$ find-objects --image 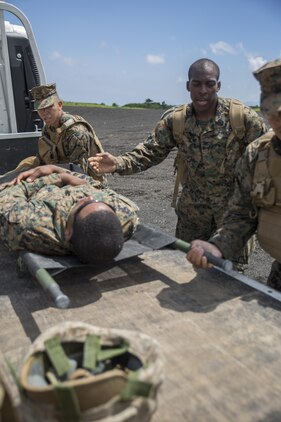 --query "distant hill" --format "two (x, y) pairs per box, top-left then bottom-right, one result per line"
(63, 100), (259, 112)
(63, 100), (174, 110)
